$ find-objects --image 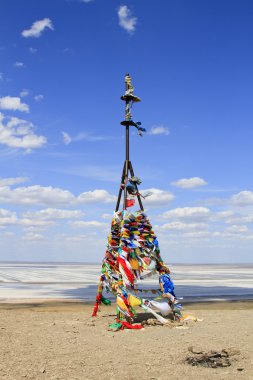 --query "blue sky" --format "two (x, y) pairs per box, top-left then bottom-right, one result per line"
(0, 0), (253, 263)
